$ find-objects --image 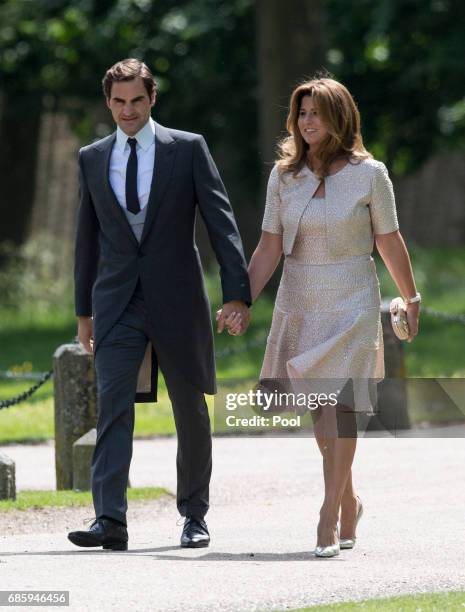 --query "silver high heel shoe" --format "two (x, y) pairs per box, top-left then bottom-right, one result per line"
(314, 525), (340, 558)
(339, 496), (363, 550)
